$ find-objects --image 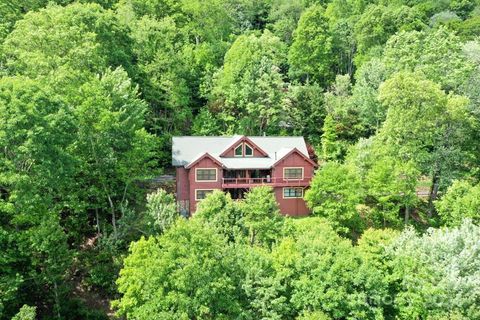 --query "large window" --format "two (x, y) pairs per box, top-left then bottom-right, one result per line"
(283, 187), (303, 198)
(196, 168), (217, 181)
(234, 144), (243, 157)
(195, 189), (214, 200)
(245, 143), (253, 156)
(284, 167), (303, 179)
